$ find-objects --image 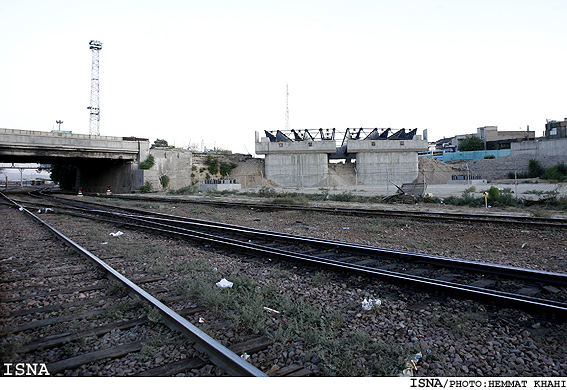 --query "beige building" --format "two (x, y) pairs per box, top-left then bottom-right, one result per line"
(476, 126), (534, 142)
(475, 126), (535, 150)
(545, 119), (567, 139)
